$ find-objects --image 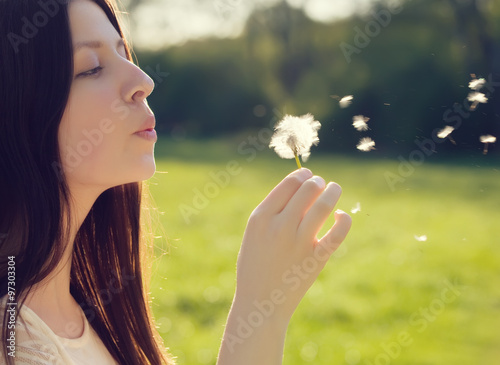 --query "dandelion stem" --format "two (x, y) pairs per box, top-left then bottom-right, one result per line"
(294, 153), (302, 169)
